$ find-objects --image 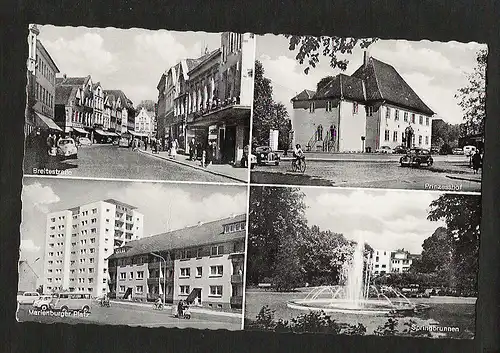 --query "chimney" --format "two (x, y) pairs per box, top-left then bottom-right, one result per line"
(363, 51), (370, 67)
